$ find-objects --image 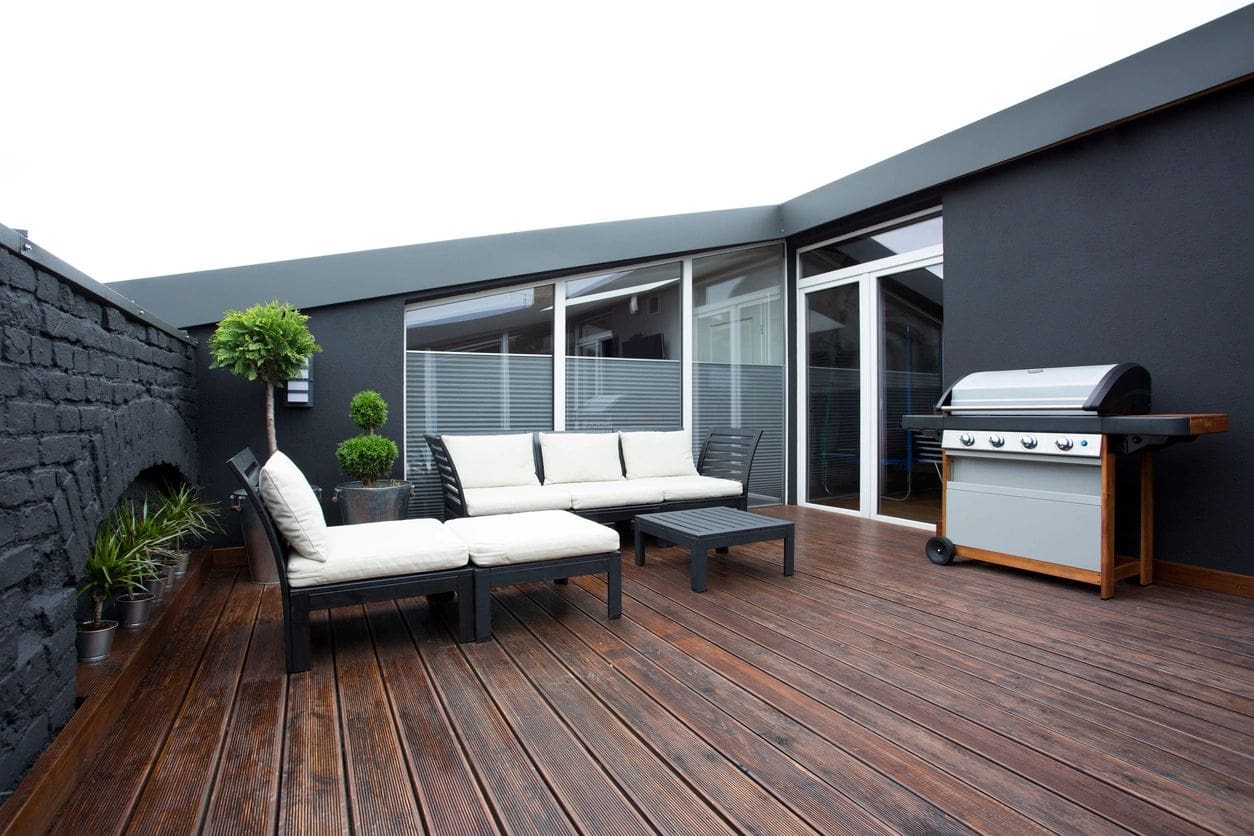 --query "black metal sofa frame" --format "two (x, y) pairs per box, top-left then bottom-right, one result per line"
(228, 448), (474, 672)
(425, 428), (763, 523)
